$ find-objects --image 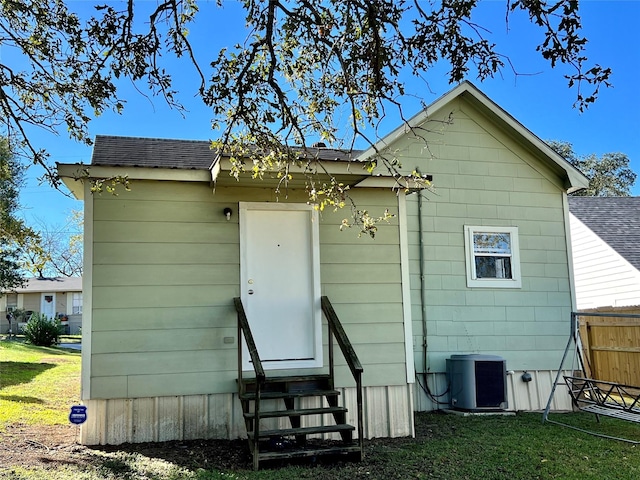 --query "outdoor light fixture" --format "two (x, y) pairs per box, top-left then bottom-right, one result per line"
(223, 207), (232, 221)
